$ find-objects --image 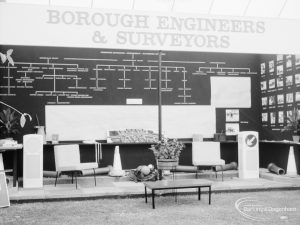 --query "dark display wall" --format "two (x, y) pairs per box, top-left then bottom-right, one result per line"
(0, 45), (260, 140)
(259, 54), (300, 140)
